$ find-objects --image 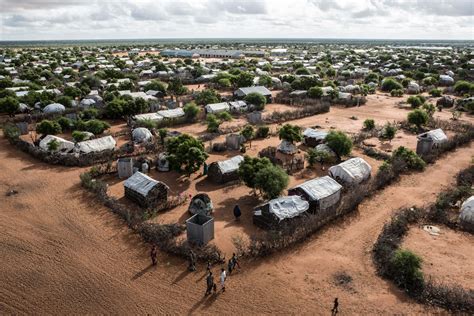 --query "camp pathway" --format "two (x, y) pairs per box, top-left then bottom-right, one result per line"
(0, 133), (472, 314)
